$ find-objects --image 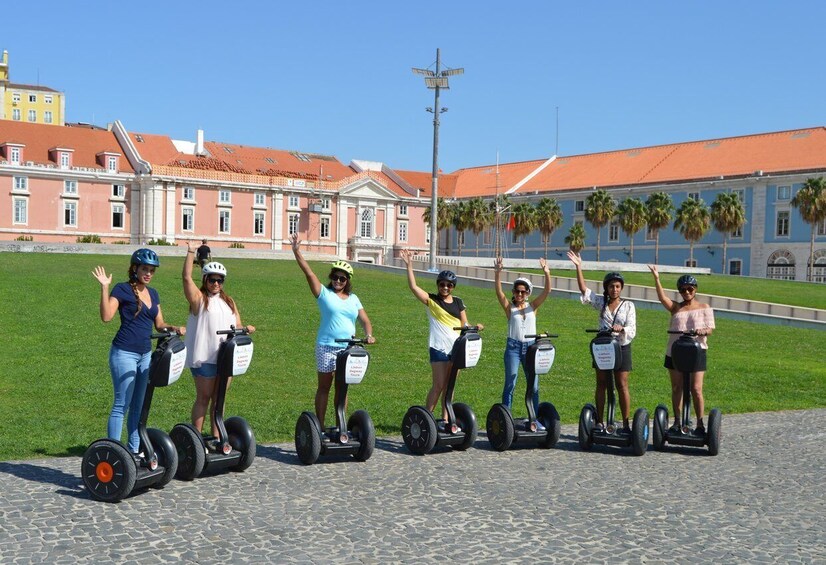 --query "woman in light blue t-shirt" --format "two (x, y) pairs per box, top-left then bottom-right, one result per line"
(290, 234), (375, 428)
